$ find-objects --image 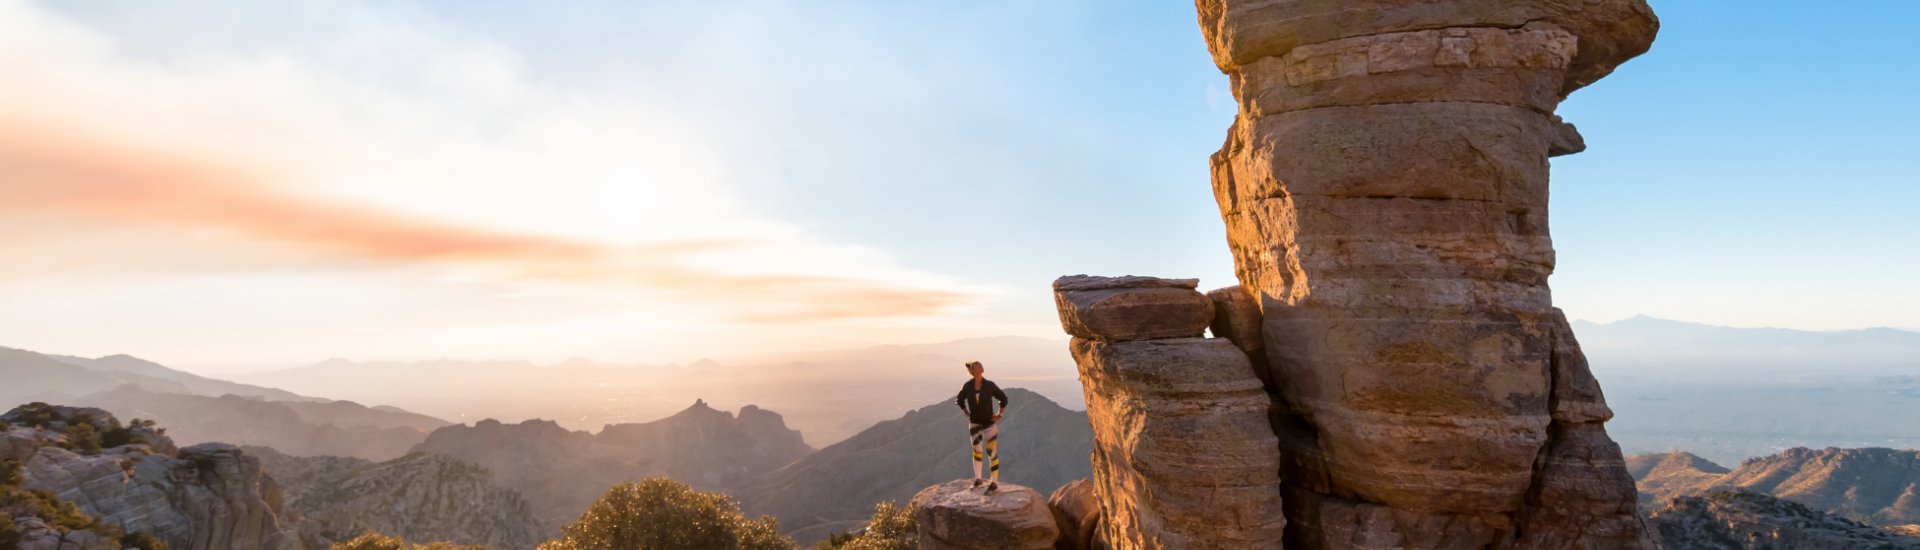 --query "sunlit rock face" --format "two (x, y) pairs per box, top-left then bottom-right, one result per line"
(1189, 0), (1660, 547)
(1054, 275), (1286, 549)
